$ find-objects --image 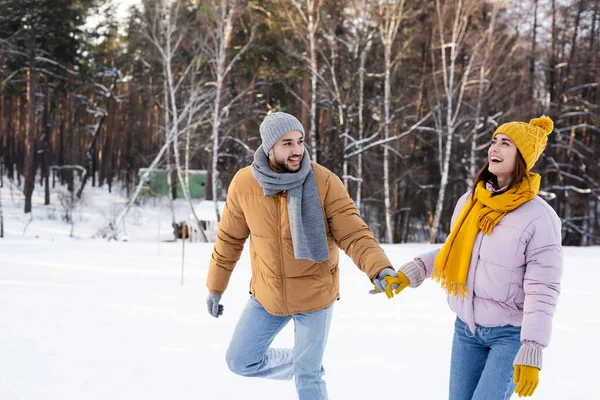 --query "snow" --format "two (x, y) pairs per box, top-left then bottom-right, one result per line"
(191, 200), (225, 222)
(0, 183), (597, 399)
